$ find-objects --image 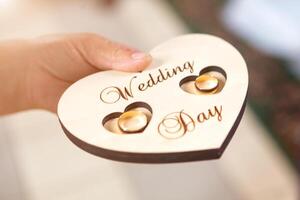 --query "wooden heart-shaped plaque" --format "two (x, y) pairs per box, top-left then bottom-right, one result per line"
(58, 34), (248, 163)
